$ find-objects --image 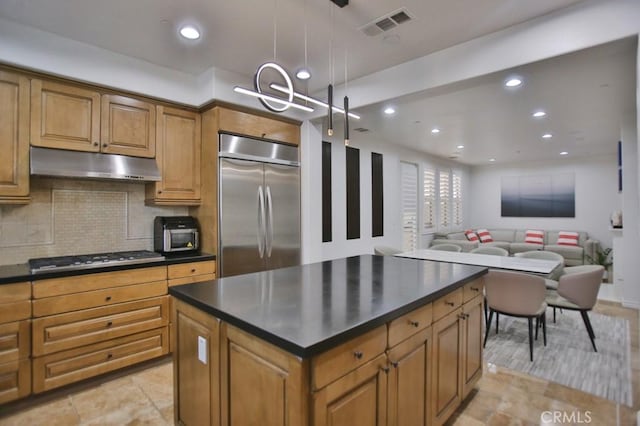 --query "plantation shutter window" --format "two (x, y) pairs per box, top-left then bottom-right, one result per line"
(453, 173), (462, 226)
(401, 162), (418, 251)
(439, 171), (450, 227)
(423, 168), (435, 231)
